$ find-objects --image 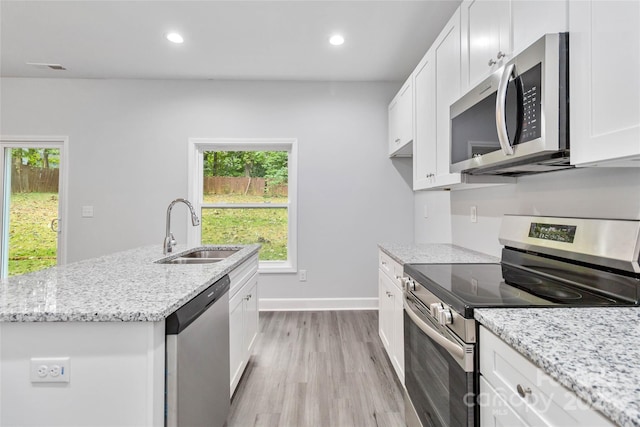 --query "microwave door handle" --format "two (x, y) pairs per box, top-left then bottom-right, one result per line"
(404, 296), (464, 360)
(496, 63), (515, 155)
